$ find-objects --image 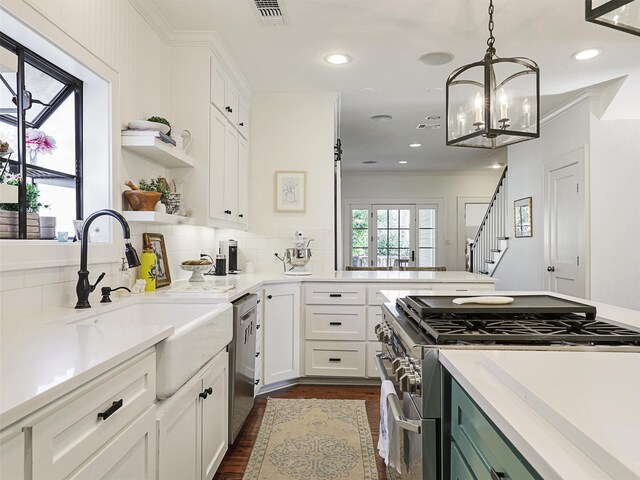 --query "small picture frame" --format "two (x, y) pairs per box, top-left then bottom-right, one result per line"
(275, 171), (306, 212)
(143, 232), (171, 287)
(514, 197), (533, 238)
